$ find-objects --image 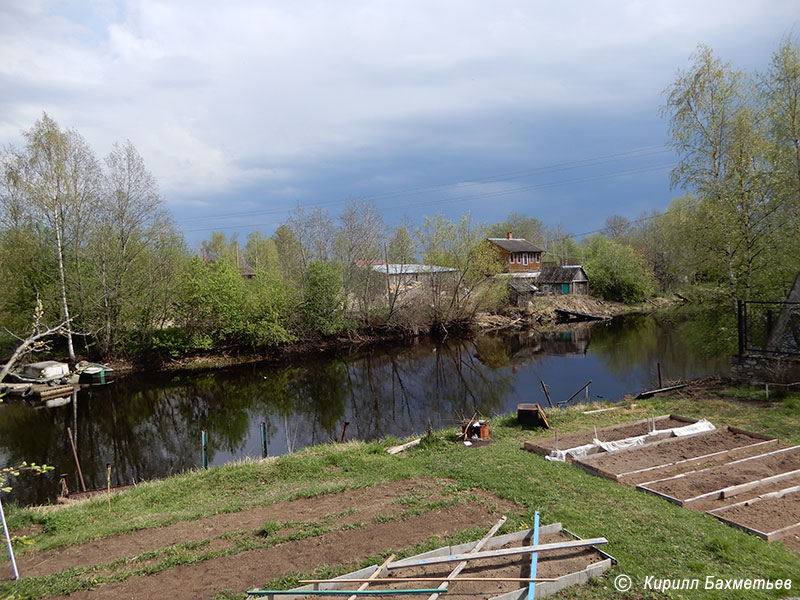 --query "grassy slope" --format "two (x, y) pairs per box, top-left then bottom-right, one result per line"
(3, 385), (800, 599)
